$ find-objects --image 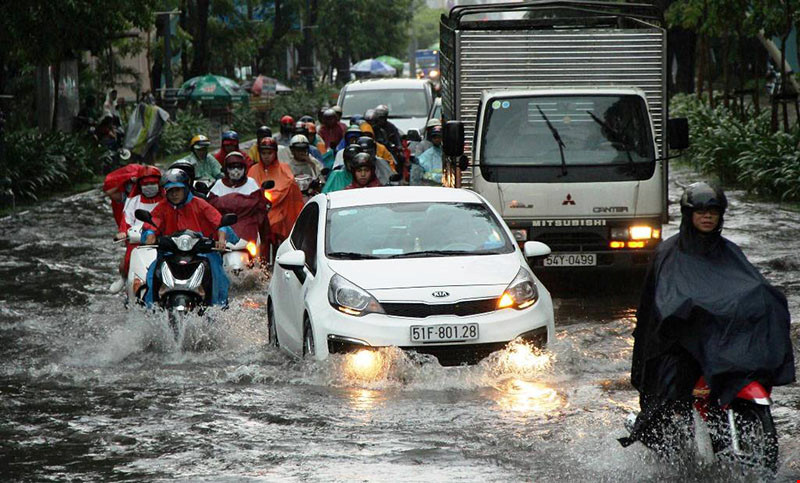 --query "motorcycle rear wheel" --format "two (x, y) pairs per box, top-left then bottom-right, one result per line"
(715, 401), (778, 474)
